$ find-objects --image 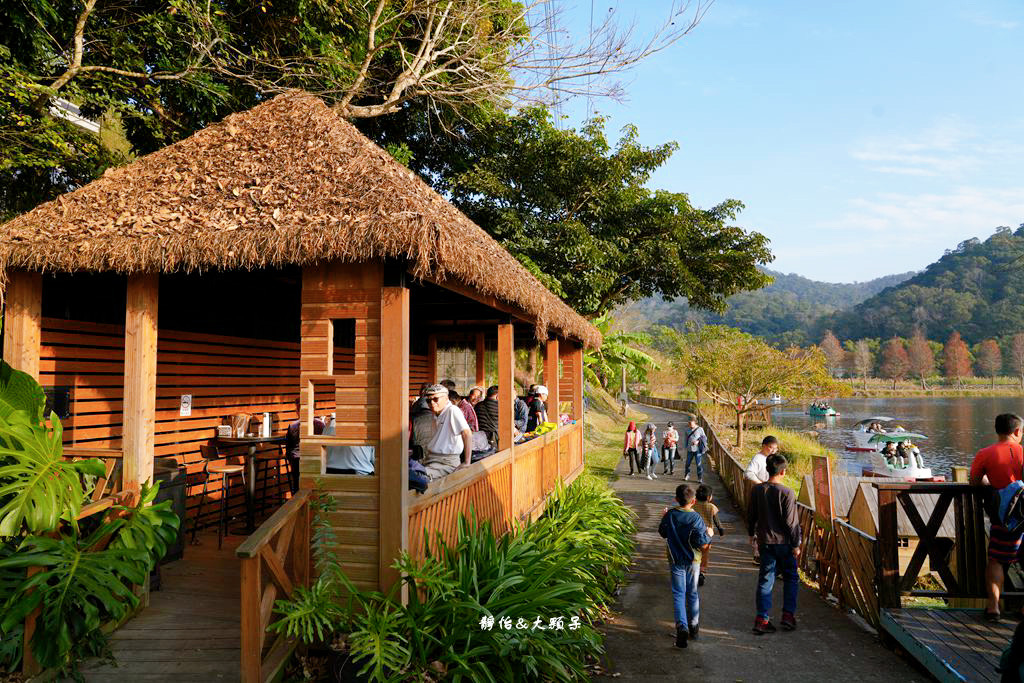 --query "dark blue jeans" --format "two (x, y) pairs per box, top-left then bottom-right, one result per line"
(684, 450), (703, 480)
(670, 562), (700, 630)
(756, 543), (799, 619)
